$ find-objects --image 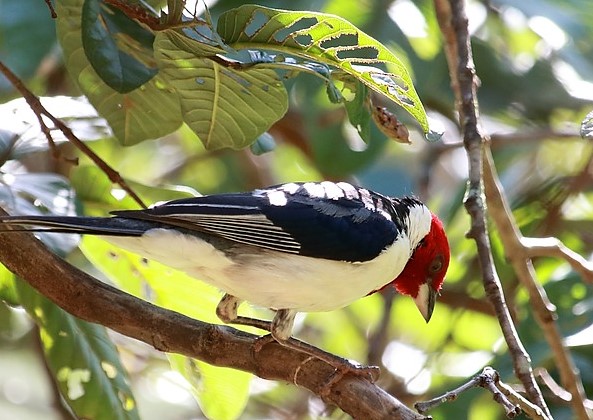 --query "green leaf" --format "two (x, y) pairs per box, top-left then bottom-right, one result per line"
(15, 279), (139, 420)
(0, 265), (19, 306)
(154, 29), (288, 150)
(81, 0), (158, 93)
(56, 0), (182, 145)
(69, 165), (139, 212)
(217, 5), (430, 134)
(69, 165), (199, 214)
(342, 80), (372, 142)
(168, 354), (251, 420)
